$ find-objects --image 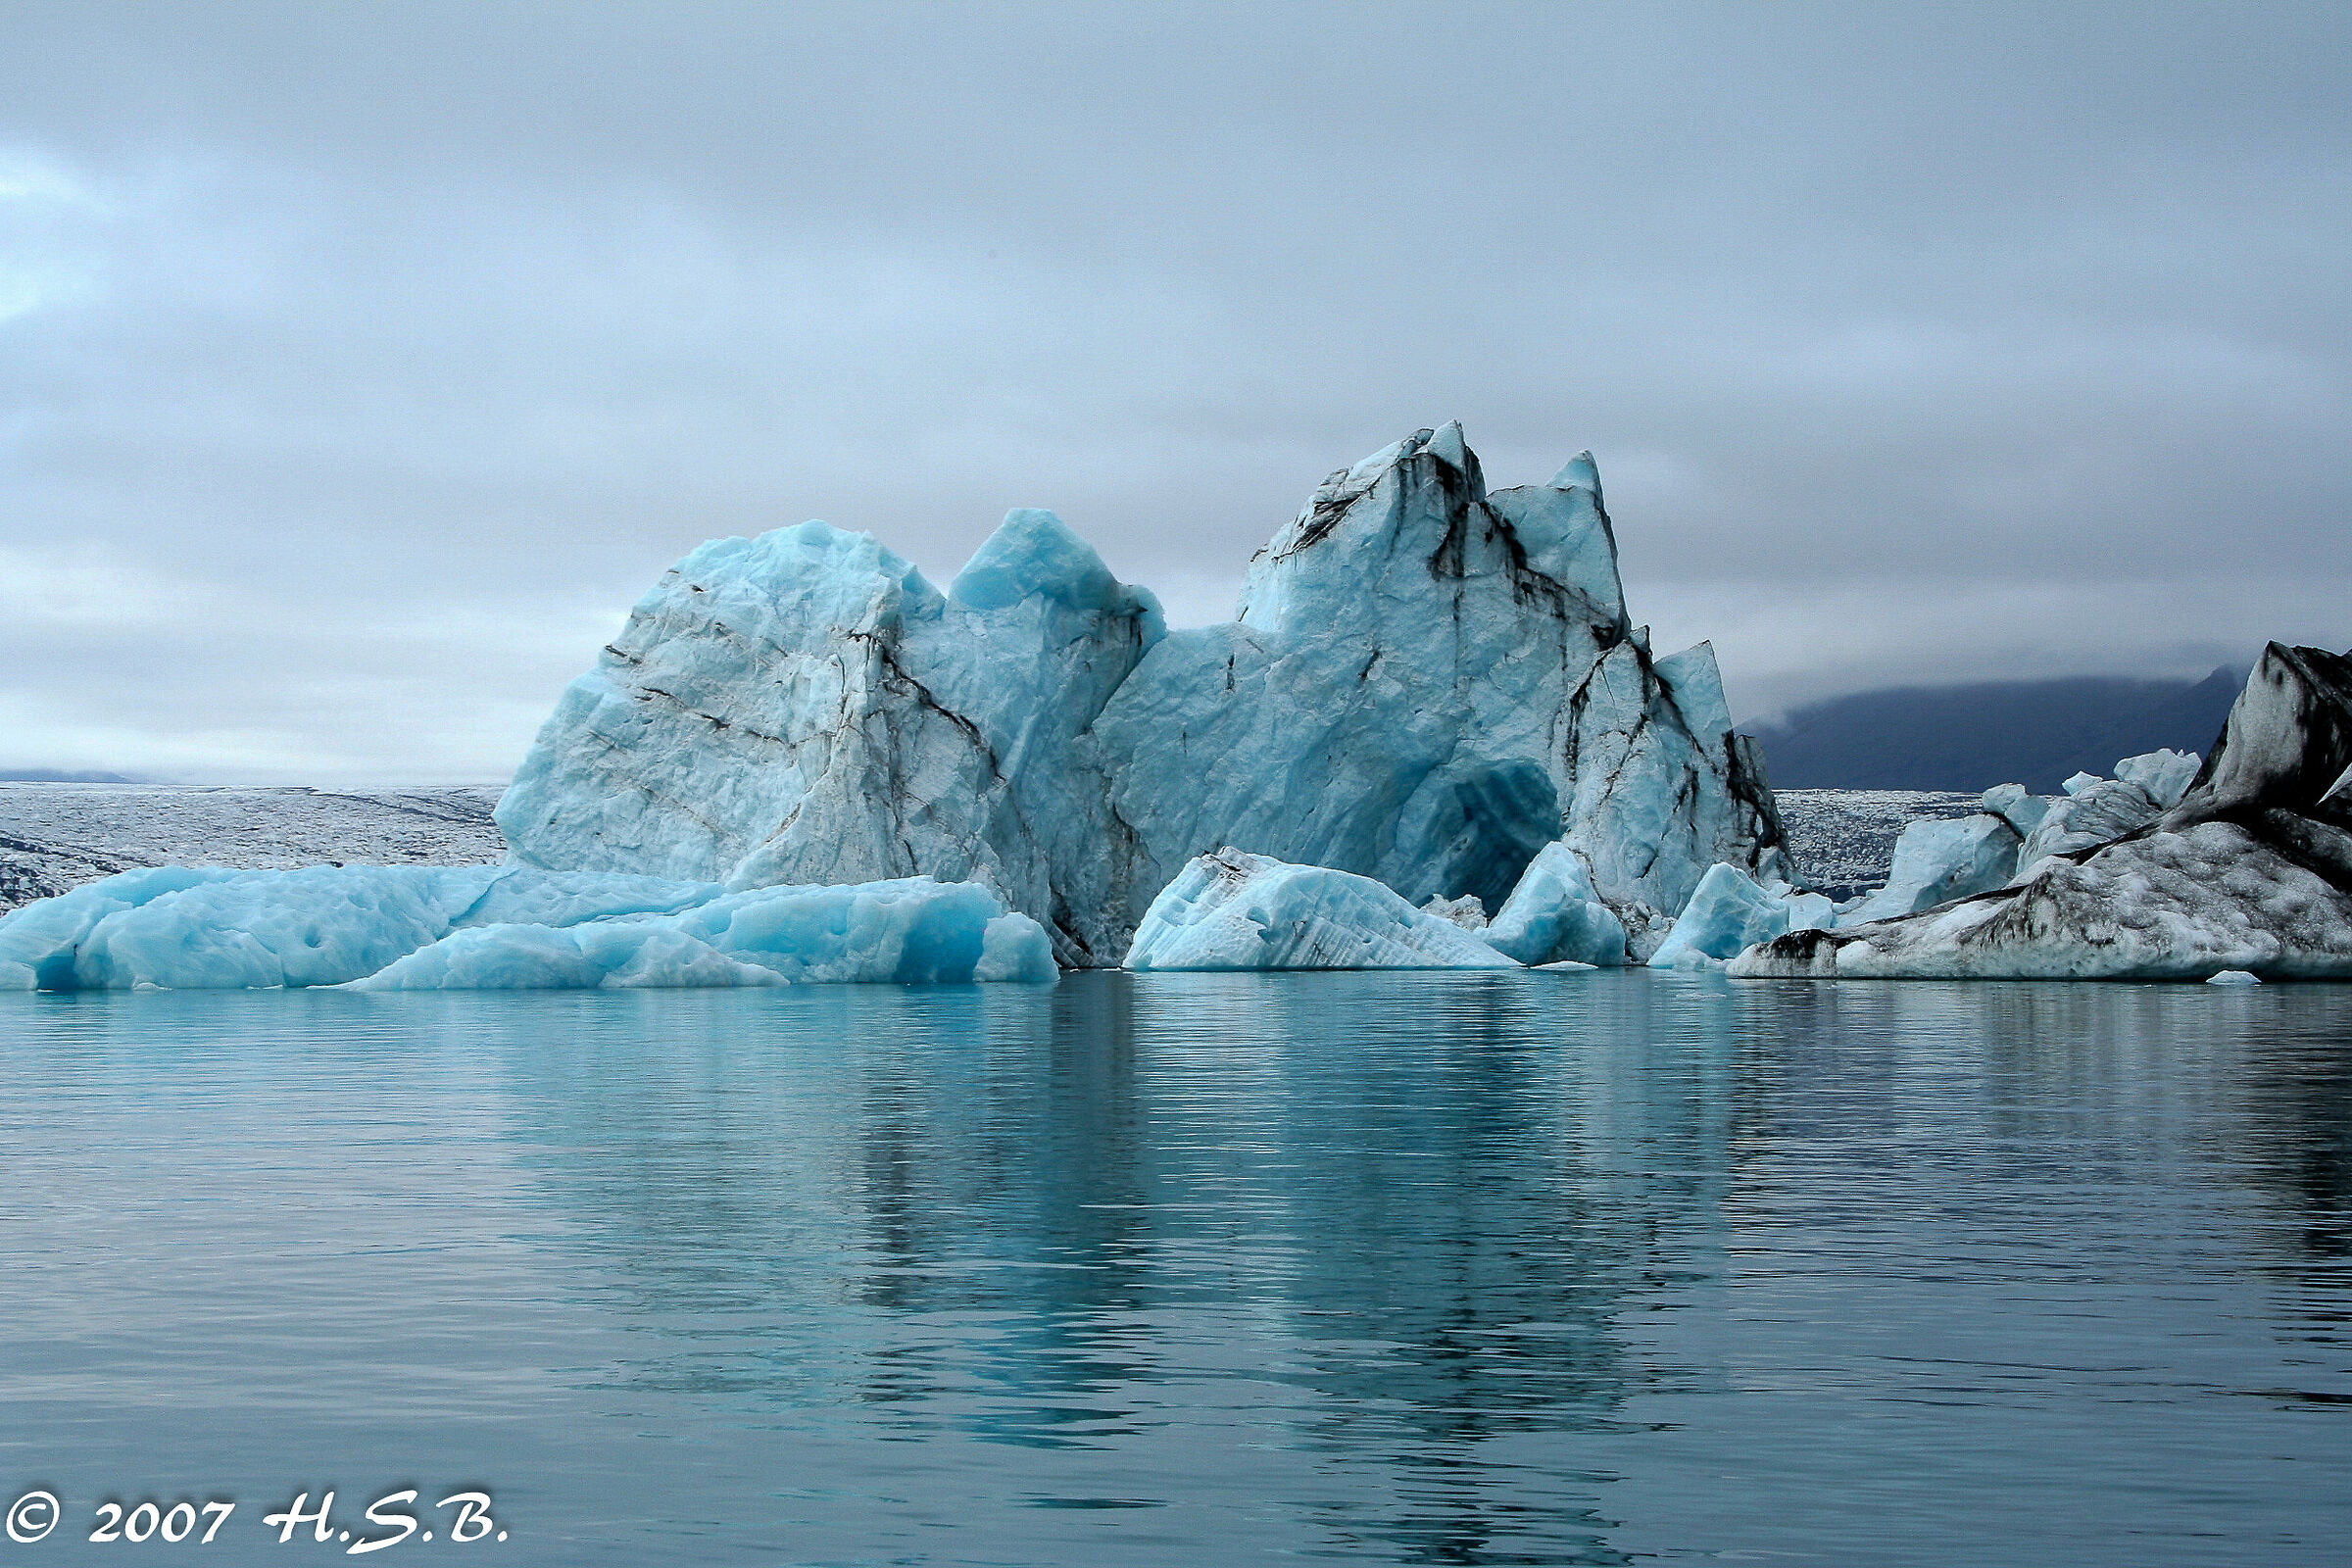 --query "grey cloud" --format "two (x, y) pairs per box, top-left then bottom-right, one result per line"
(1, 1), (2346, 780)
